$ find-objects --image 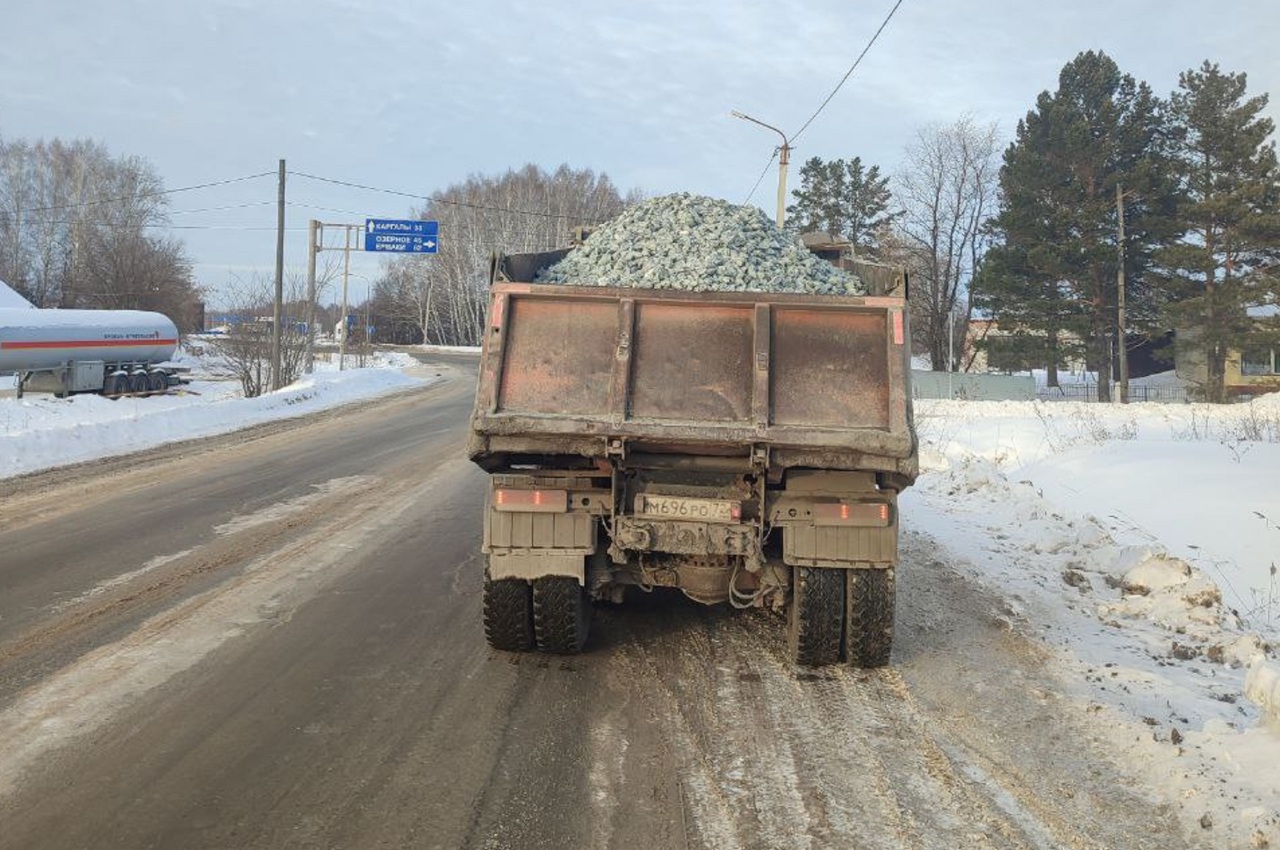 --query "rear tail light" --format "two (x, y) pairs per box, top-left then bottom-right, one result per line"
(492, 488), (569, 513)
(813, 502), (892, 527)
